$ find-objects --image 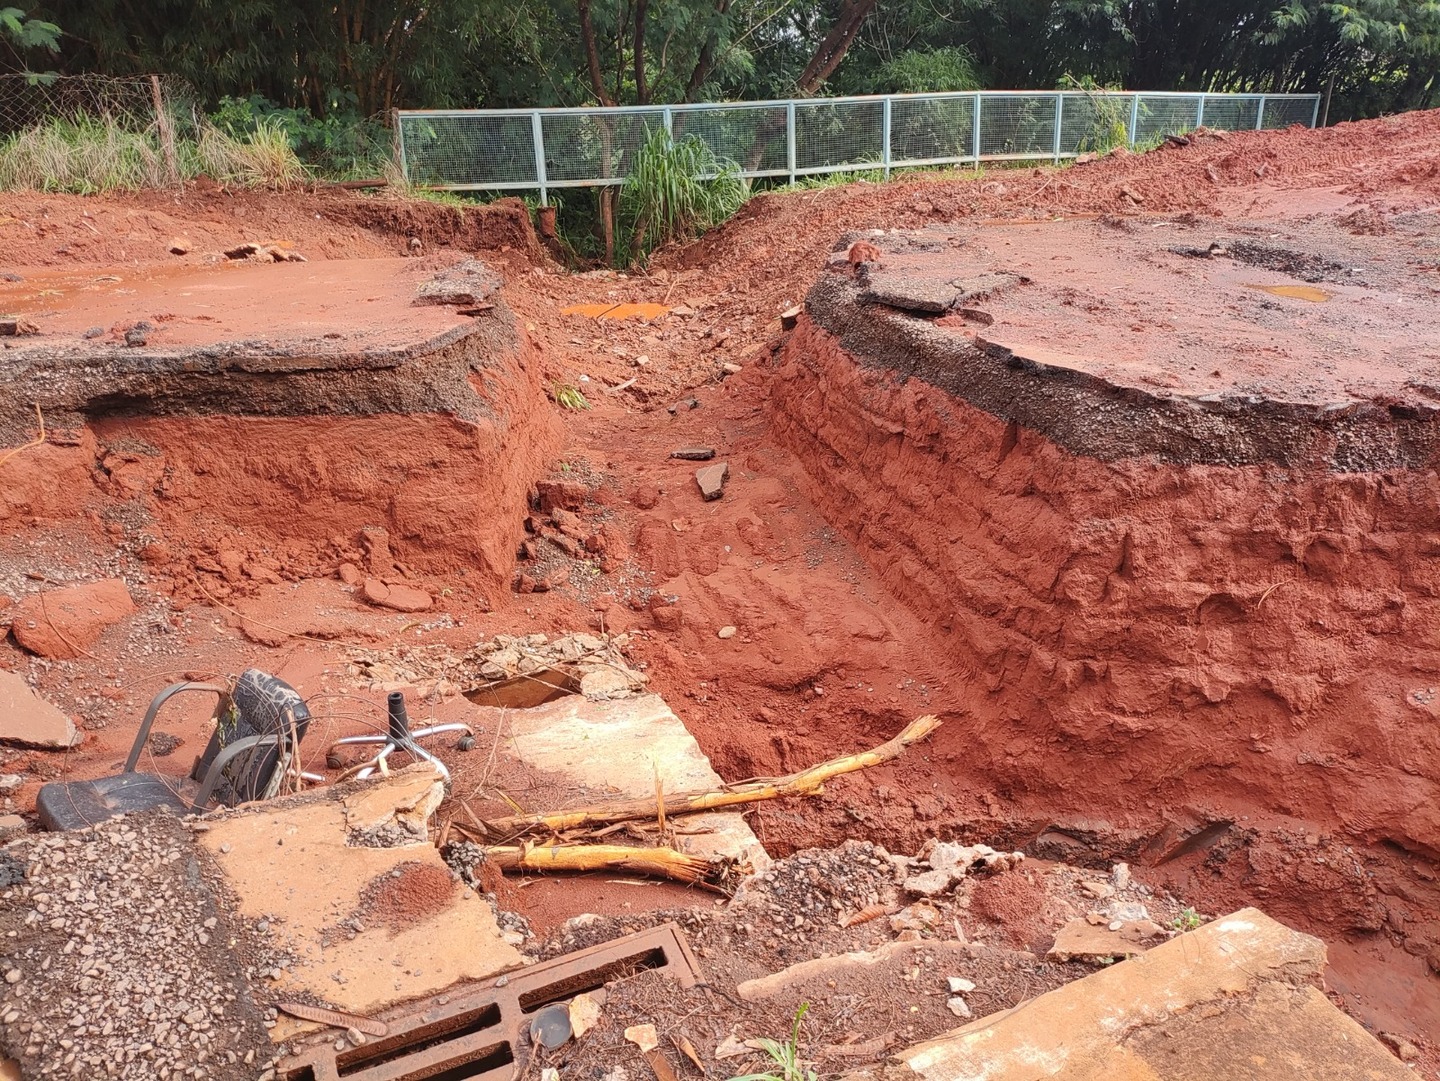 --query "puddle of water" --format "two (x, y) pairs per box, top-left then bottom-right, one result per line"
(563, 301), (670, 321)
(1246, 283), (1333, 302)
